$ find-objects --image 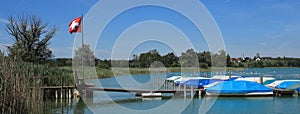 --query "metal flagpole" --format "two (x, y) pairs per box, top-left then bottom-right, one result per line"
(81, 14), (85, 81)
(81, 14), (84, 48)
